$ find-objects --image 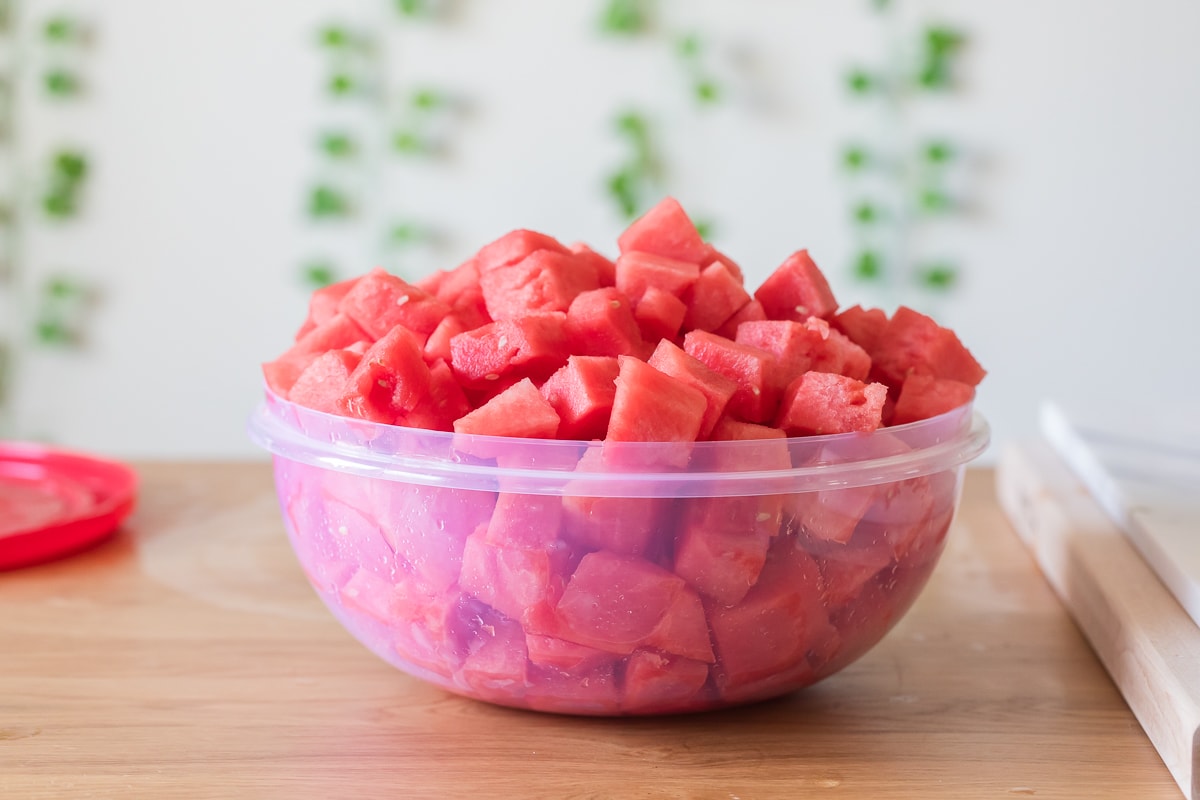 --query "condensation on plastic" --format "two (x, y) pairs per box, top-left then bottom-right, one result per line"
(247, 390), (990, 498)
